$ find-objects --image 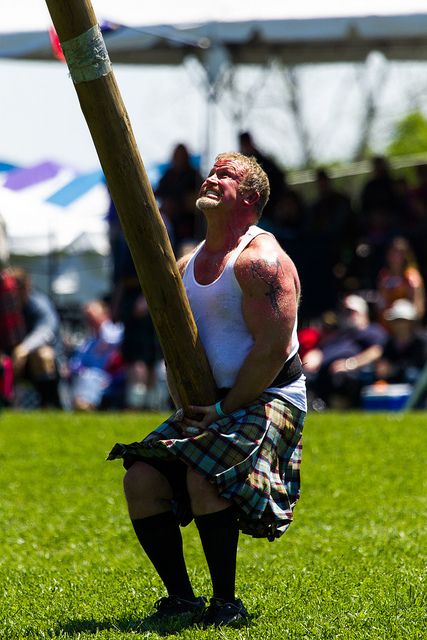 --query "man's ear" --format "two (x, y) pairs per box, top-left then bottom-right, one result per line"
(243, 191), (260, 206)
